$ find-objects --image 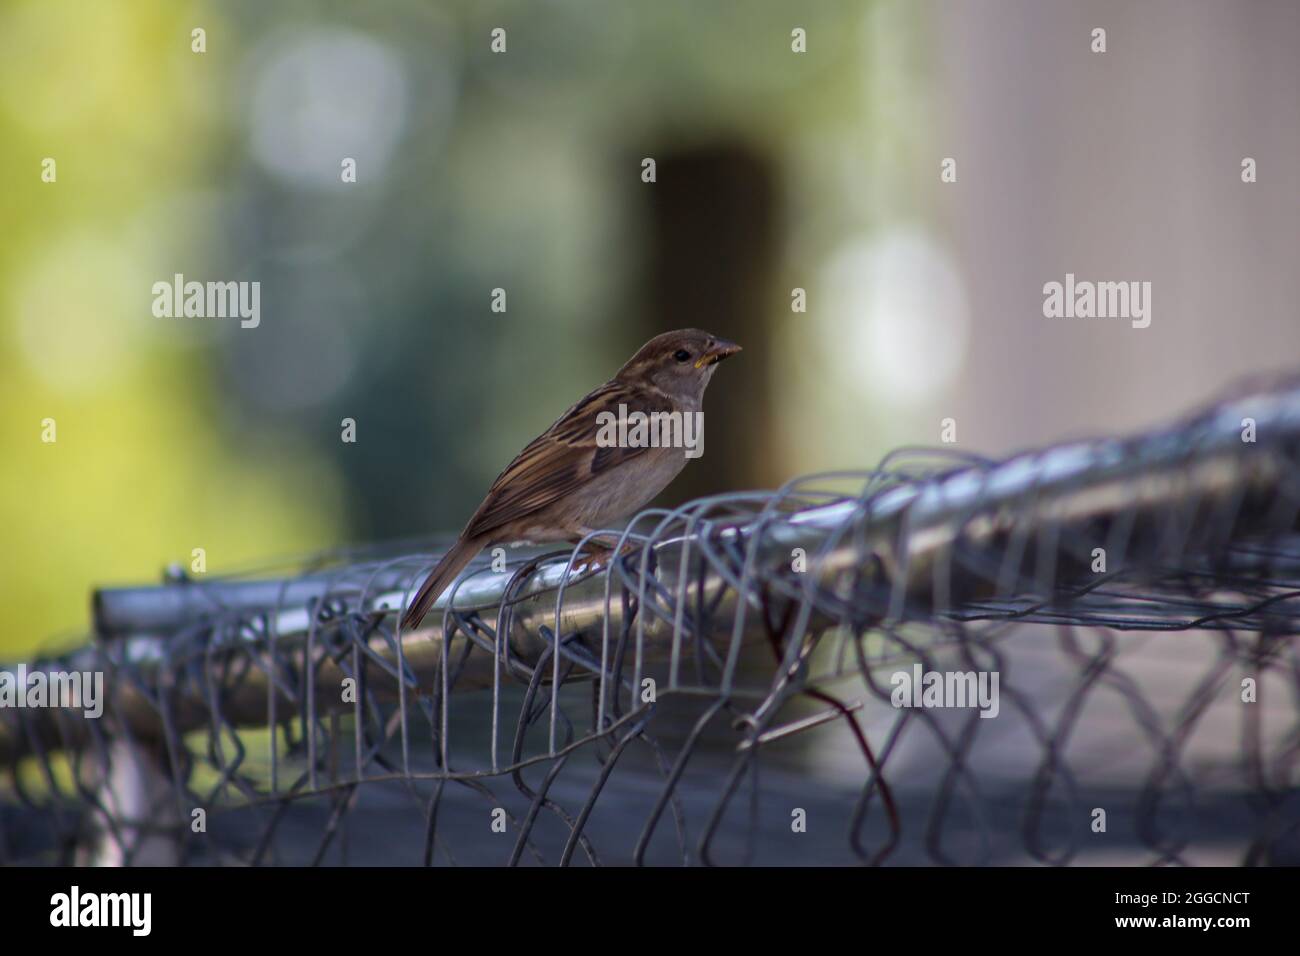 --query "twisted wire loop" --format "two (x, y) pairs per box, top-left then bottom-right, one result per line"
(4, 375), (1300, 865)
